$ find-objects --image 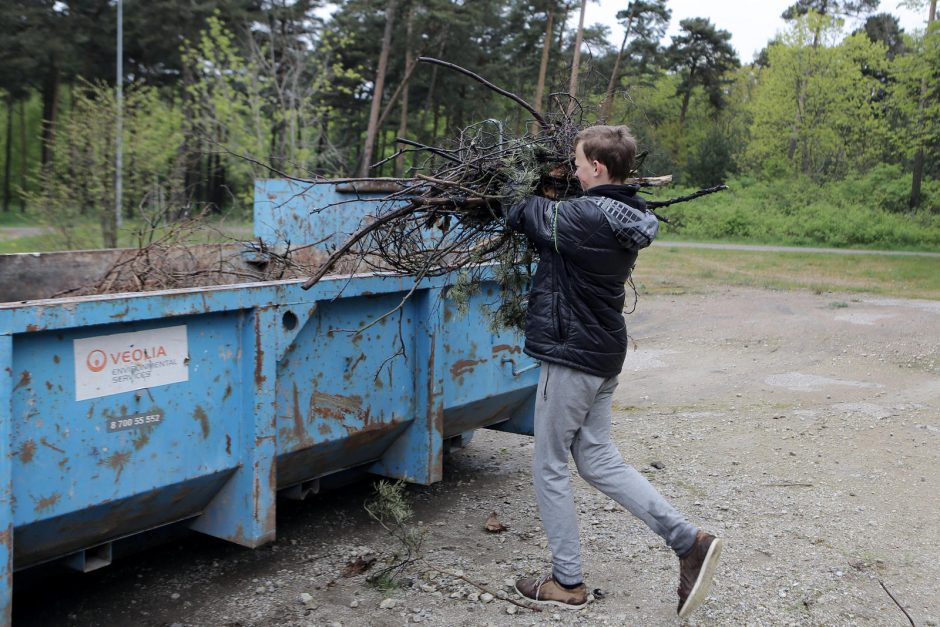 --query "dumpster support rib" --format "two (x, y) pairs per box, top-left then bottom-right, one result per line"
(370, 287), (445, 485)
(190, 307), (278, 546)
